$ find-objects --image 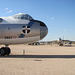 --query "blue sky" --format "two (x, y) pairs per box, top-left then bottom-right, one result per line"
(0, 0), (75, 41)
